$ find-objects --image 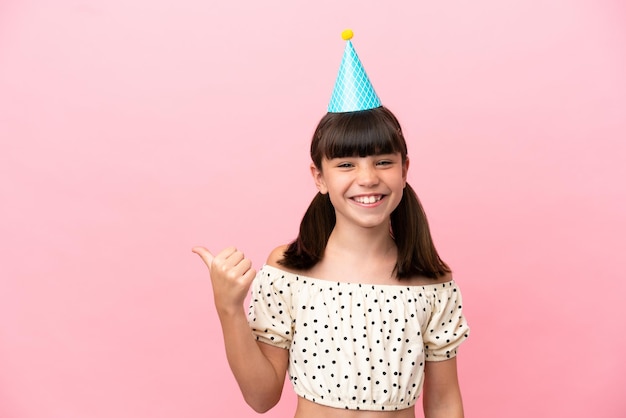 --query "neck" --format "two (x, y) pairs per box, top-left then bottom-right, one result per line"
(311, 219), (398, 282)
(326, 219), (396, 259)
